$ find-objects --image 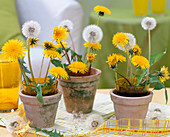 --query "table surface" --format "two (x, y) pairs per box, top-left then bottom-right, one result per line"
(0, 88), (170, 137)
